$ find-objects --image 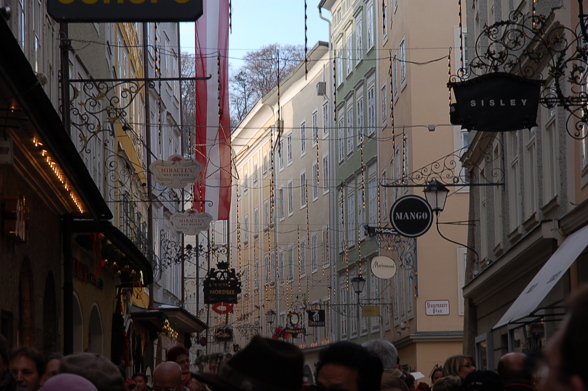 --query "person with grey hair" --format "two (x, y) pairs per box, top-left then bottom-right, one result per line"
(362, 339), (398, 370)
